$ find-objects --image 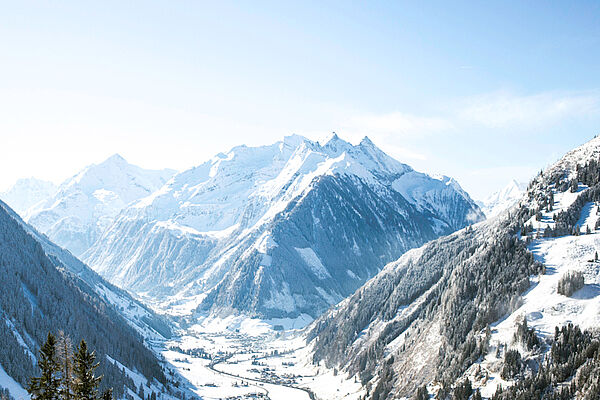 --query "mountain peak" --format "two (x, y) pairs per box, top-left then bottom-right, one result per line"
(360, 136), (375, 147)
(103, 153), (128, 165)
(283, 134), (309, 147)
